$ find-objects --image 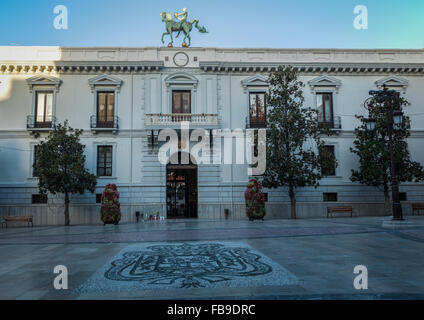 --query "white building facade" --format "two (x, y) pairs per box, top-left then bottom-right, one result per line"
(0, 46), (423, 225)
